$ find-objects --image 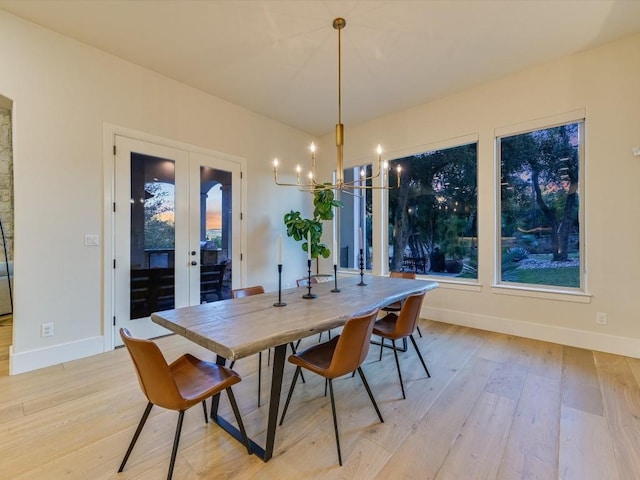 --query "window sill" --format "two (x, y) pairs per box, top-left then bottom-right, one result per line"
(491, 284), (591, 303)
(417, 276), (482, 292)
